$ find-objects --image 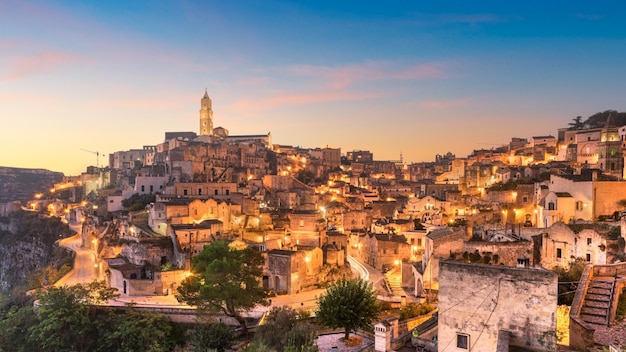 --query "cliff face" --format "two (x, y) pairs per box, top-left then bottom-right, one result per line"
(0, 211), (73, 293)
(0, 166), (64, 203)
